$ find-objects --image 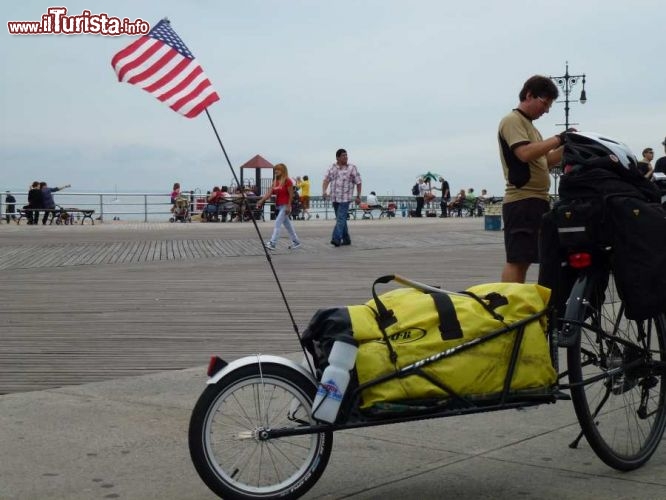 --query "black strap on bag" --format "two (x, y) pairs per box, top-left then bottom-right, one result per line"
(428, 292), (463, 340)
(371, 275), (469, 358)
(458, 291), (508, 324)
(371, 275), (398, 329)
(371, 276), (399, 363)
